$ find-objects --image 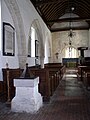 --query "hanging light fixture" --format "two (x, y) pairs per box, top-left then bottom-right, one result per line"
(67, 0), (75, 58)
(68, 7), (75, 40)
